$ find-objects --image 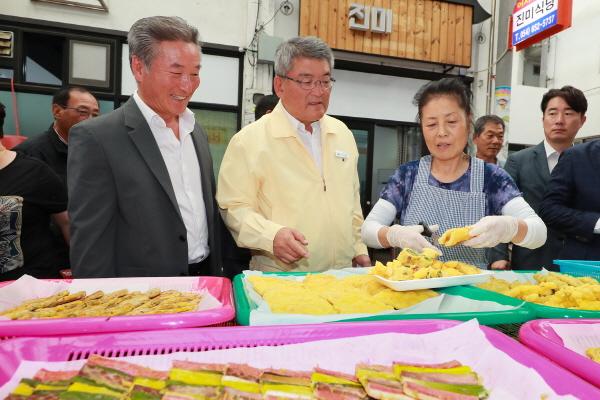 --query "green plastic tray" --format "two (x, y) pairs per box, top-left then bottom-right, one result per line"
(463, 270), (600, 319)
(232, 272), (534, 326)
